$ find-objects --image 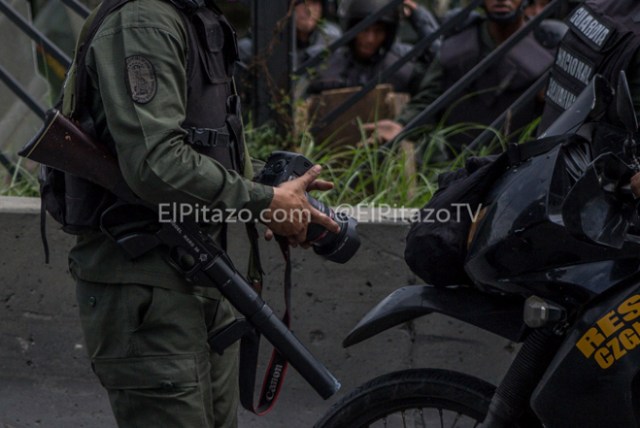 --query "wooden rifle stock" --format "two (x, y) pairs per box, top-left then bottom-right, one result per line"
(19, 108), (136, 202)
